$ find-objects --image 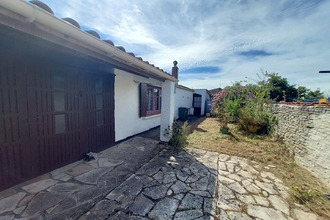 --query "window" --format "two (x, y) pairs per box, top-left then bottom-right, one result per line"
(95, 78), (104, 126)
(53, 73), (66, 134)
(140, 83), (161, 117)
